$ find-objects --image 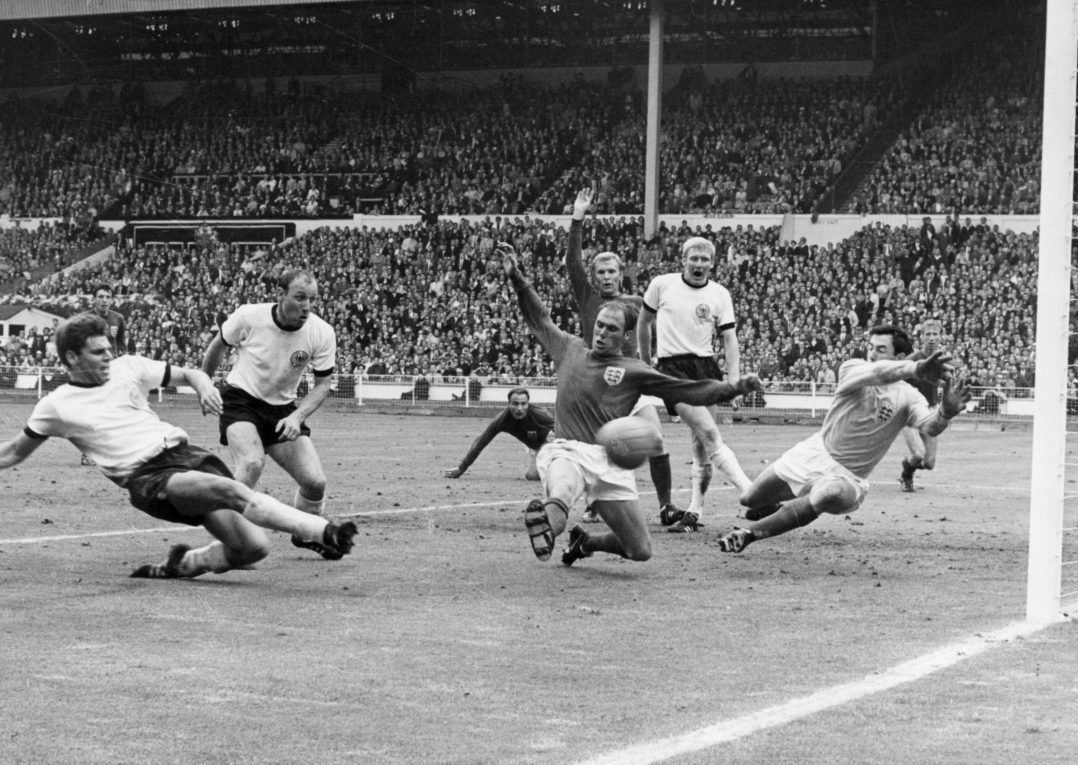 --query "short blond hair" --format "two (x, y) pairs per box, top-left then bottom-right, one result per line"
(682, 236), (715, 259)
